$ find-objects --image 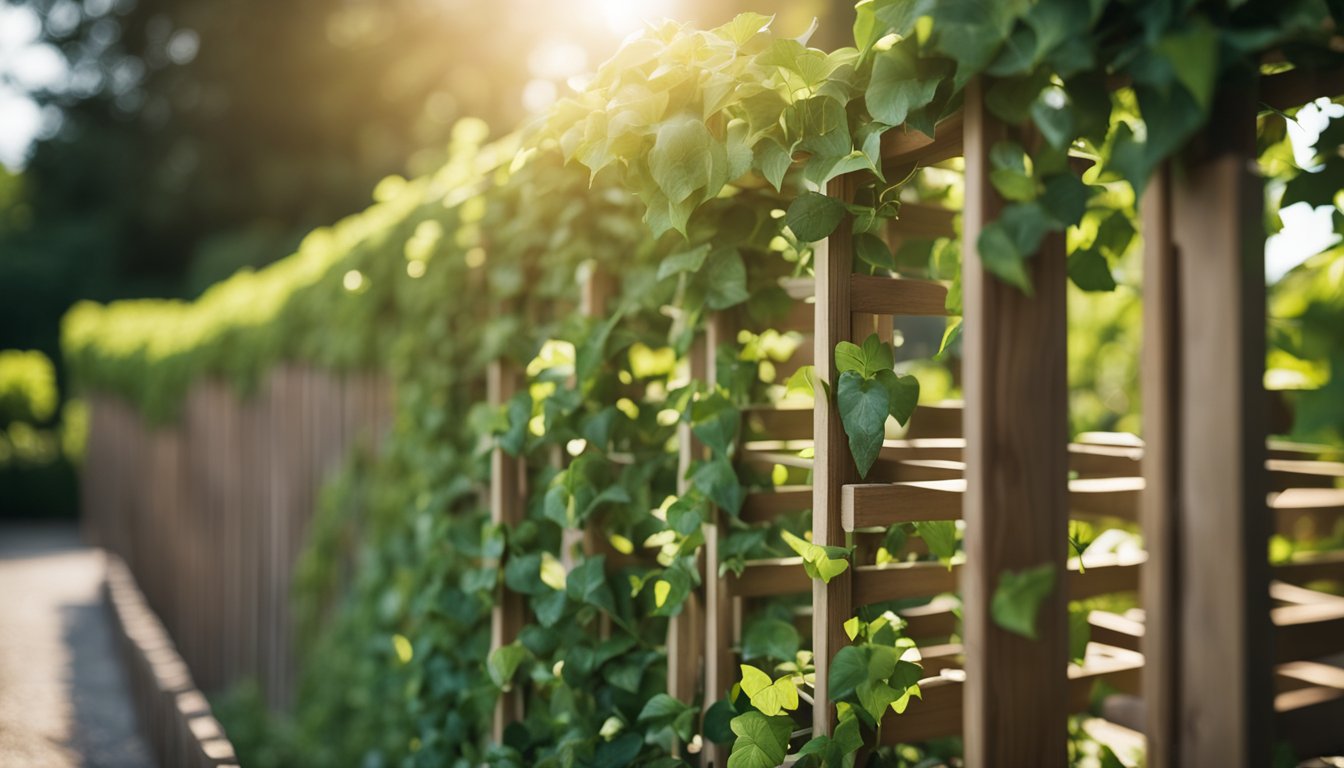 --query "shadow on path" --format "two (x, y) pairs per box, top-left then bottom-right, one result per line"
(0, 523), (153, 767)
